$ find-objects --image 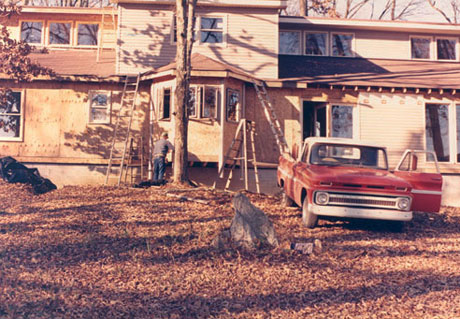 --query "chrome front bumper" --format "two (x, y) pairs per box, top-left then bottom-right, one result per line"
(310, 203), (413, 222)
